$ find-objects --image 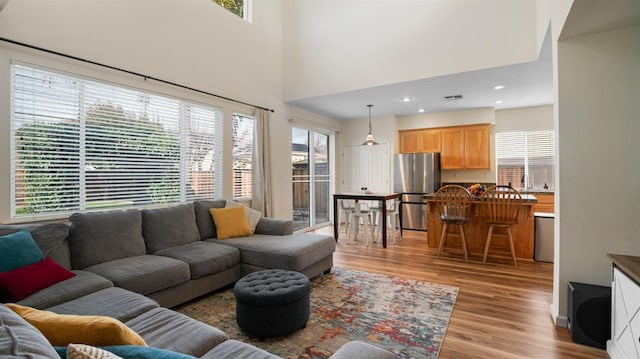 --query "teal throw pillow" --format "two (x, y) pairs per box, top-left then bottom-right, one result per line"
(104, 345), (197, 359)
(0, 230), (44, 272)
(54, 345), (197, 359)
